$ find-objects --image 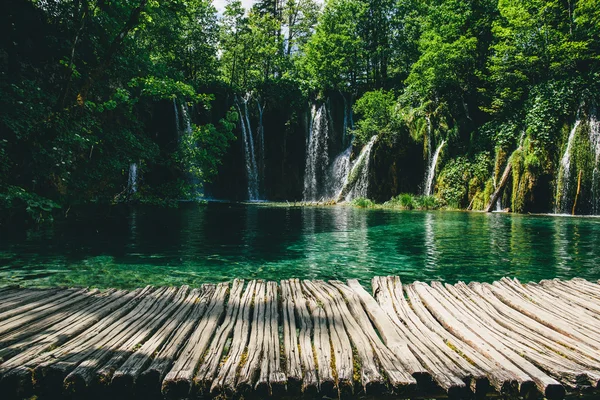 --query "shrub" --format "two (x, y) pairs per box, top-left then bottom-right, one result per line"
(352, 197), (375, 208)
